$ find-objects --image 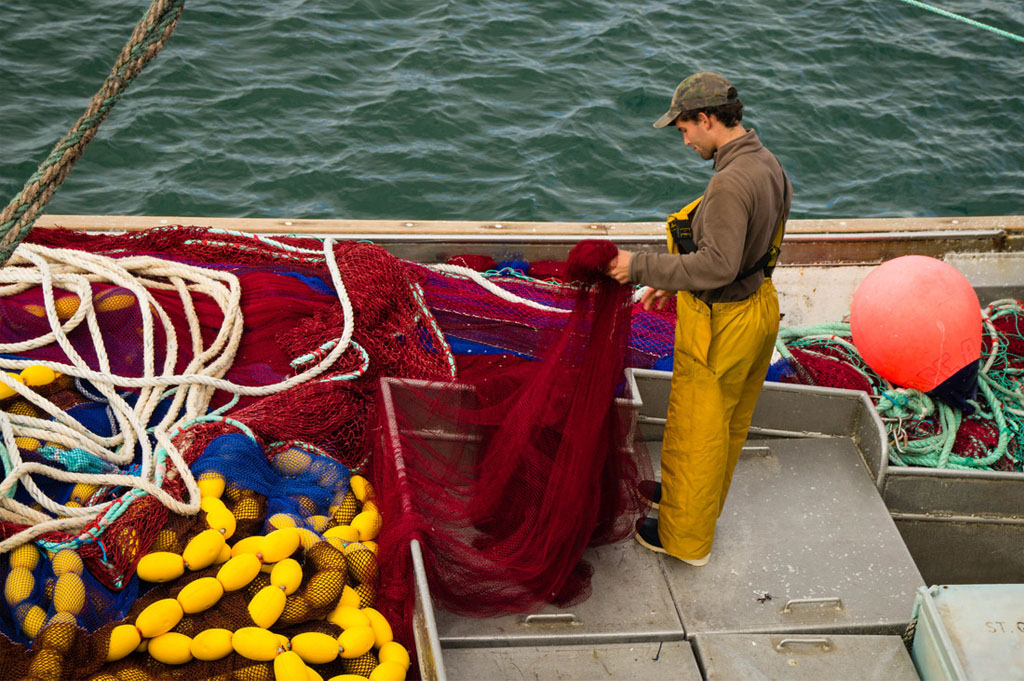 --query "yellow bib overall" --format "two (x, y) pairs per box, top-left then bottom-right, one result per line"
(658, 199), (781, 561)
